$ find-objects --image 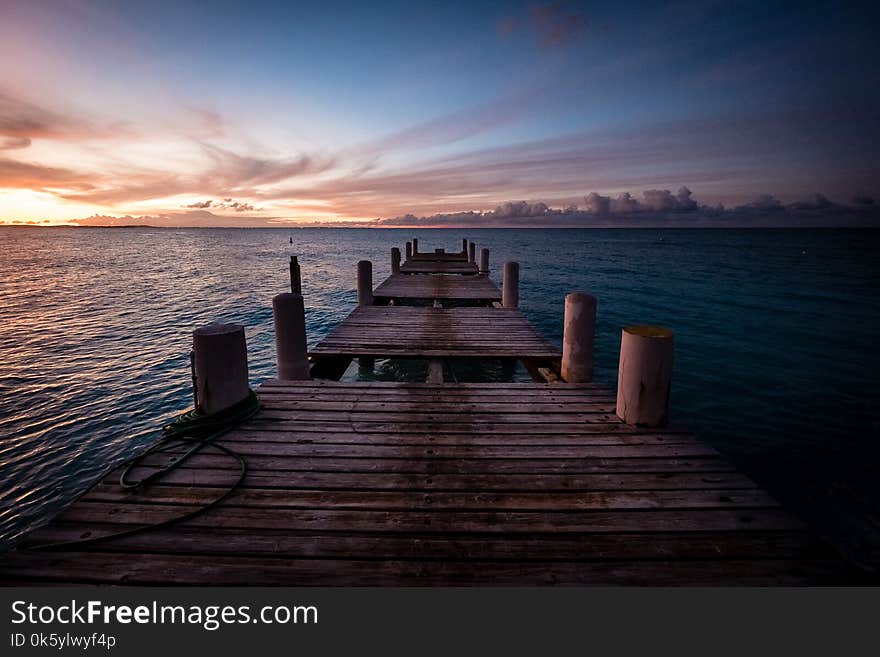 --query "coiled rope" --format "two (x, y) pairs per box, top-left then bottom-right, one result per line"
(27, 389), (260, 551)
